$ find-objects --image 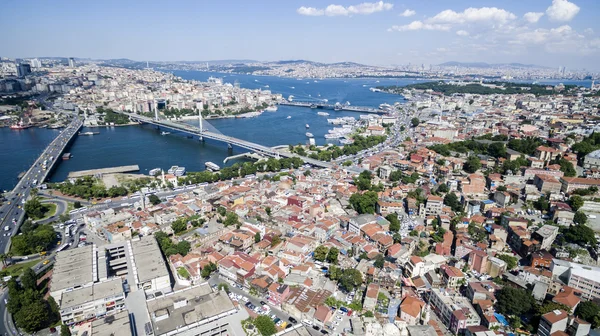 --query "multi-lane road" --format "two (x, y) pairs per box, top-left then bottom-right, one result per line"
(0, 117), (82, 254)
